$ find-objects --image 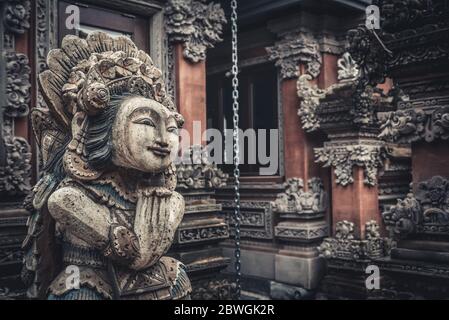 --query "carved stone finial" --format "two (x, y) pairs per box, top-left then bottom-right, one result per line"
(165, 0), (227, 63)
(267, 33), (322, 80)
(315, 142), (386, 187)
(346, 25), (387, 88)
(296, 74), (326, 132)
(337, 52), (359, 82)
